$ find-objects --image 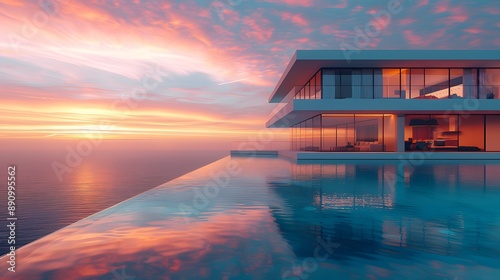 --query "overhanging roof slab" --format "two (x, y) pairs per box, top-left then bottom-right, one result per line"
(270, 50), (500, 103)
